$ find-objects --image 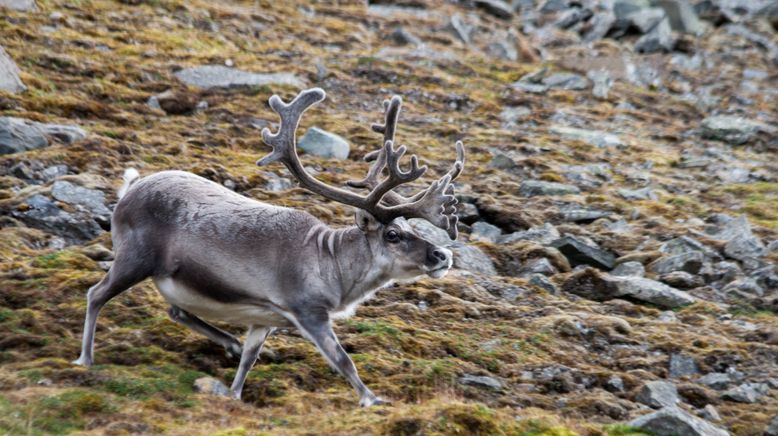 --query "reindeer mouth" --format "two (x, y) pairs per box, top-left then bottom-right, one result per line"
(425, 265), (450, 279)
